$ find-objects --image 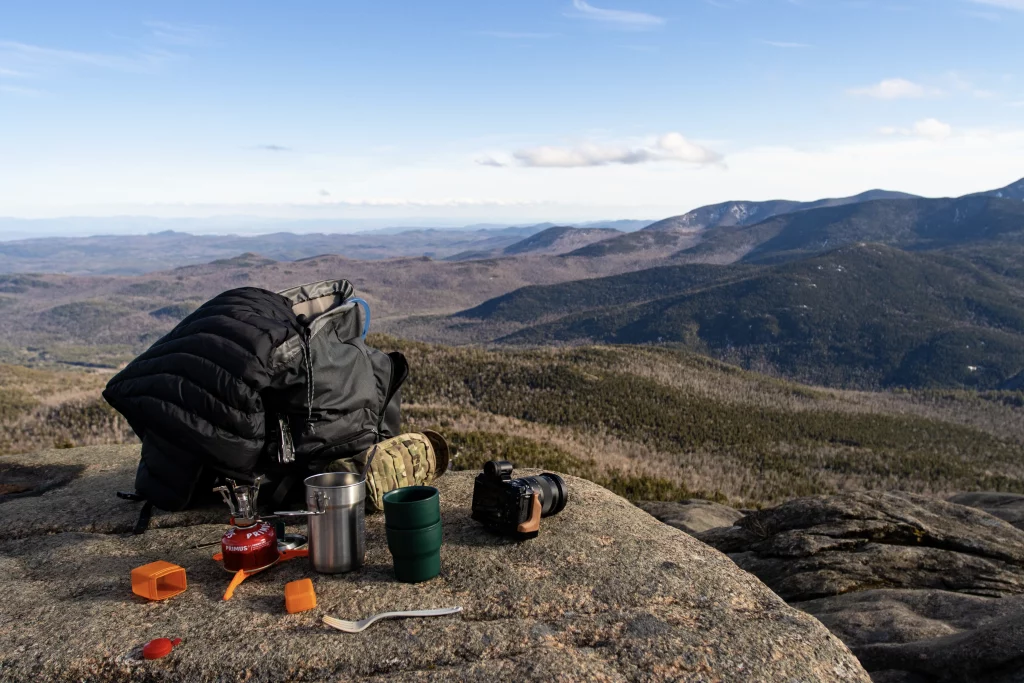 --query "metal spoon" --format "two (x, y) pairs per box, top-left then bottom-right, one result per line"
(323, 607), (462, 633)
